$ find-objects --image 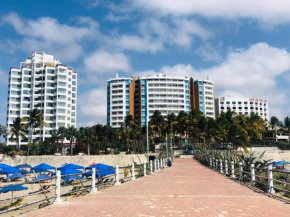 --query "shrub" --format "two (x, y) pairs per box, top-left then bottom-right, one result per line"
(113, 150), (120, 155)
